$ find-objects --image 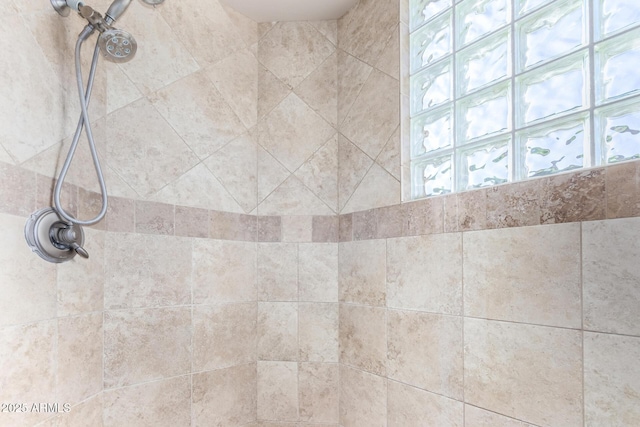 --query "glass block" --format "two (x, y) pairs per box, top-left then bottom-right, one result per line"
(595, 30), (640, 104)
(457, 0), (509, 47)
(516, 0), (554, 16)
(596, 98), (640, 164)
(517, 52), (587, 125)
(410, 11), (452, 74)
(458, 137), (510, 189)
(597, 0), (640, 40)
(410, 0), (452, 31)
(413, 155), (453, 197)
(458, 82), (510, 142)
(518, 114), (587, 178)
(517, 0), (584, 71)
(410, 60), (452, 116)
(410, 105), (453, 158)
(457, 29), (509, 96)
